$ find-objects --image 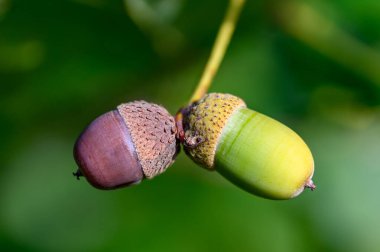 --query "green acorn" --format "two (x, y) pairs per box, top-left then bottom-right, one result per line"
(182, 93), (315, 200)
